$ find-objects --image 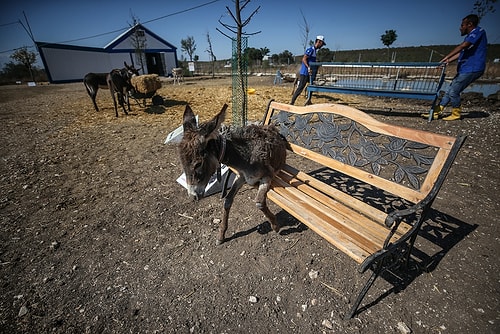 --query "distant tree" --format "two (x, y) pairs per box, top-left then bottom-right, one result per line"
(275, 50), (294, 65)
(317, 47), (333, 62)
(260, 47), (270, 58)
(181, 36), (197, 61)
(245, 47), (264, 65)
(381, 30), (397, 48)
(381, 30), (398, 61)
(473, 0), (497, 19)
(10, 46), (36, 82)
